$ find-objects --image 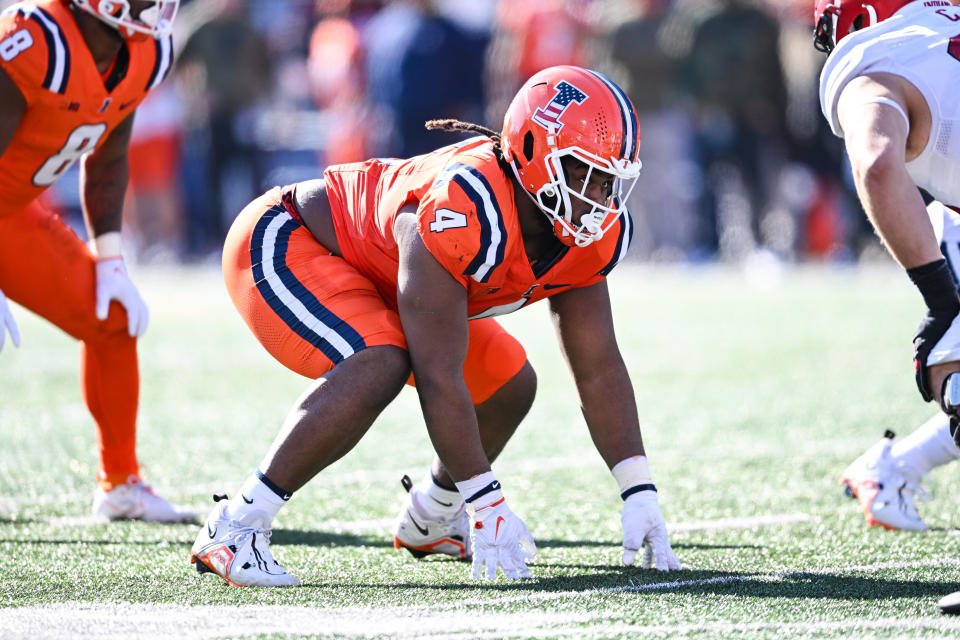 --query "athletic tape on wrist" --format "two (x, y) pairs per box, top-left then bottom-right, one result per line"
(612, 455), (655, 501)
(455, 471), (498, 504)
(89, 231), (123, 259)
(465, 482), (502, 505)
